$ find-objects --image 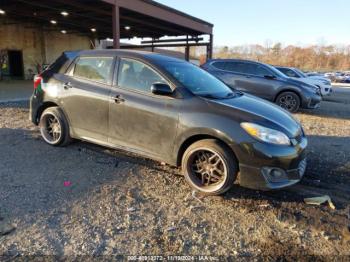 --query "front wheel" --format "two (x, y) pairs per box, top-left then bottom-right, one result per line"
(181, 139), (238, 195)
(276, 92), (301, 113)
(39, 107), (72, 146)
